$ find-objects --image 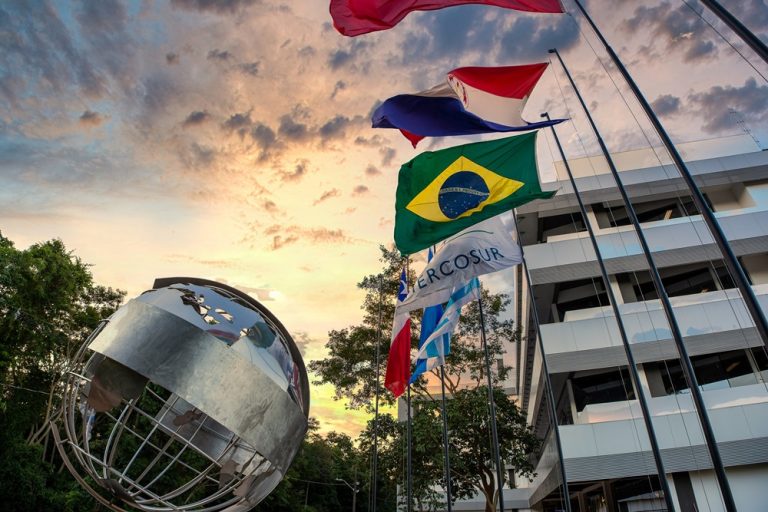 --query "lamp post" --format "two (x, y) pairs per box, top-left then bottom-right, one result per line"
(336, 478), (360, 512)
